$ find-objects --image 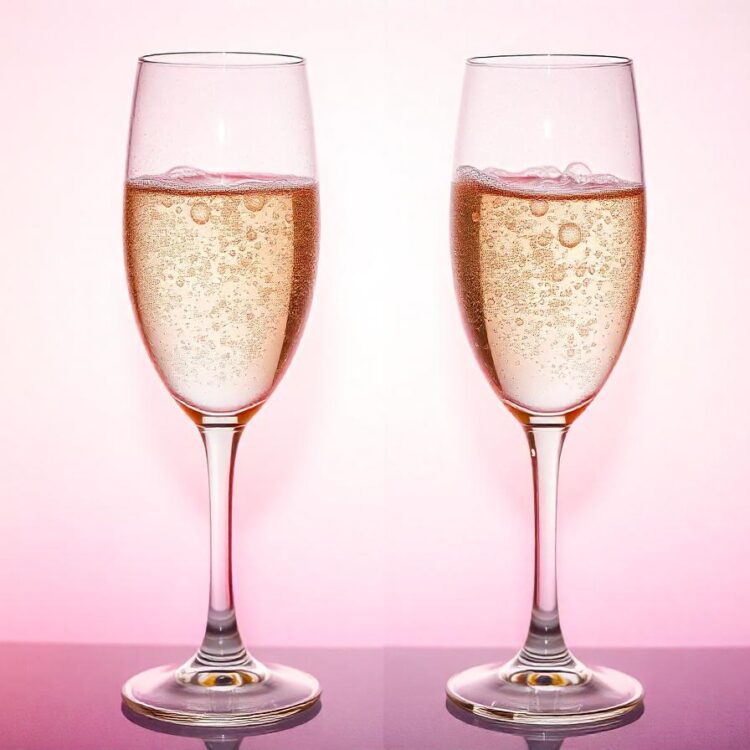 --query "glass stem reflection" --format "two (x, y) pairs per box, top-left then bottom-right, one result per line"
(519, 425), (573, 668)
(197, 424), (248, 666)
